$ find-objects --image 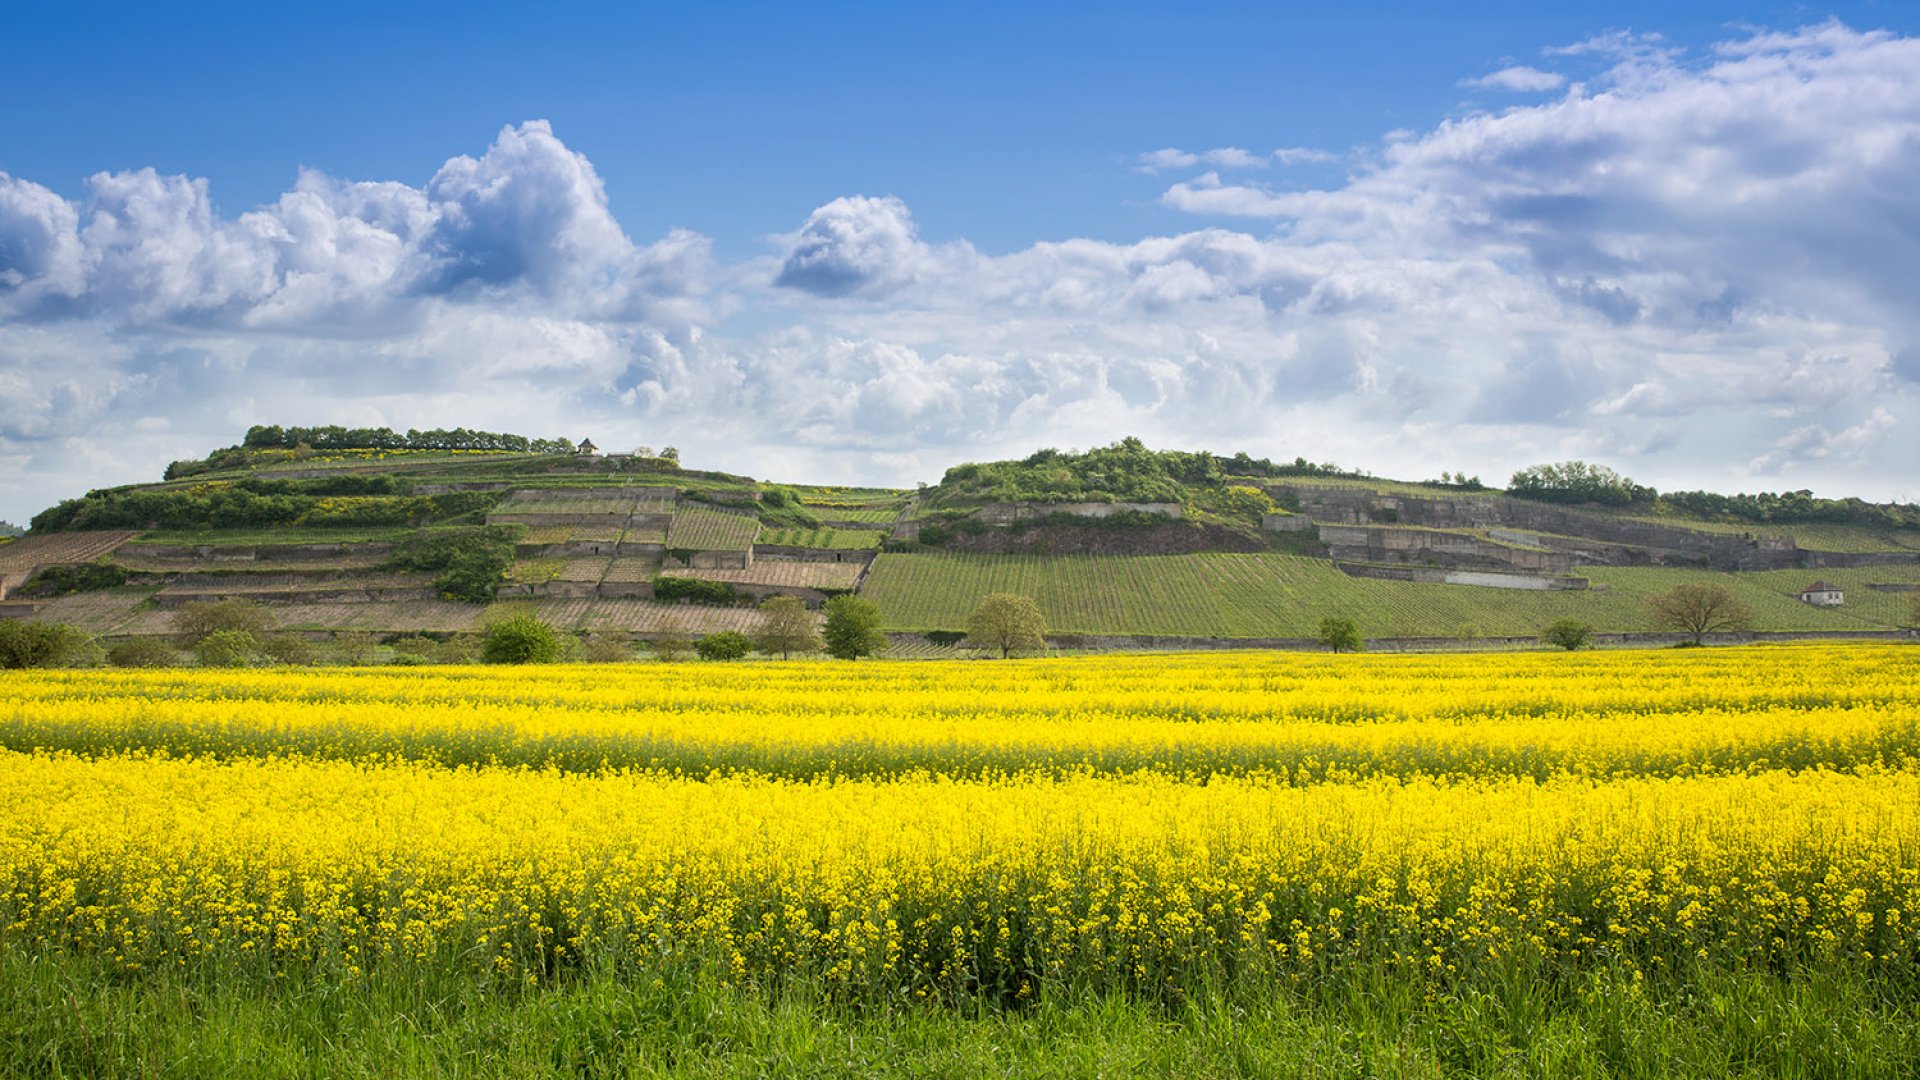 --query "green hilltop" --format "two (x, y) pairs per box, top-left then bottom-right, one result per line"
(2, 427), (1917, 658)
